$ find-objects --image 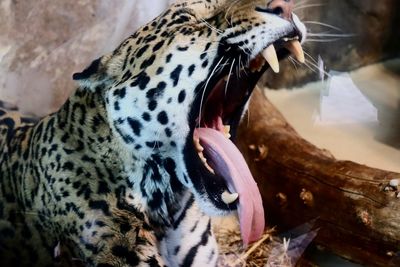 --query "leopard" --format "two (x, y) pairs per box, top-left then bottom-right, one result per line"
(0, 0), (306, 266)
